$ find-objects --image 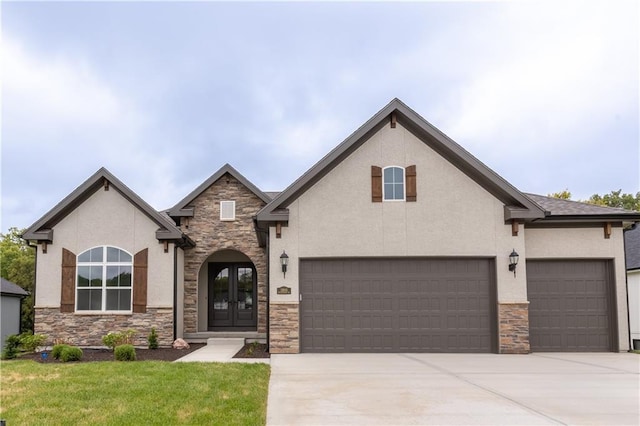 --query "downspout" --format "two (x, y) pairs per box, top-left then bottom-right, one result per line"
(173, 243), (178, 342)
(25, 240), (38, 334)
(266, 229), (270, 352)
